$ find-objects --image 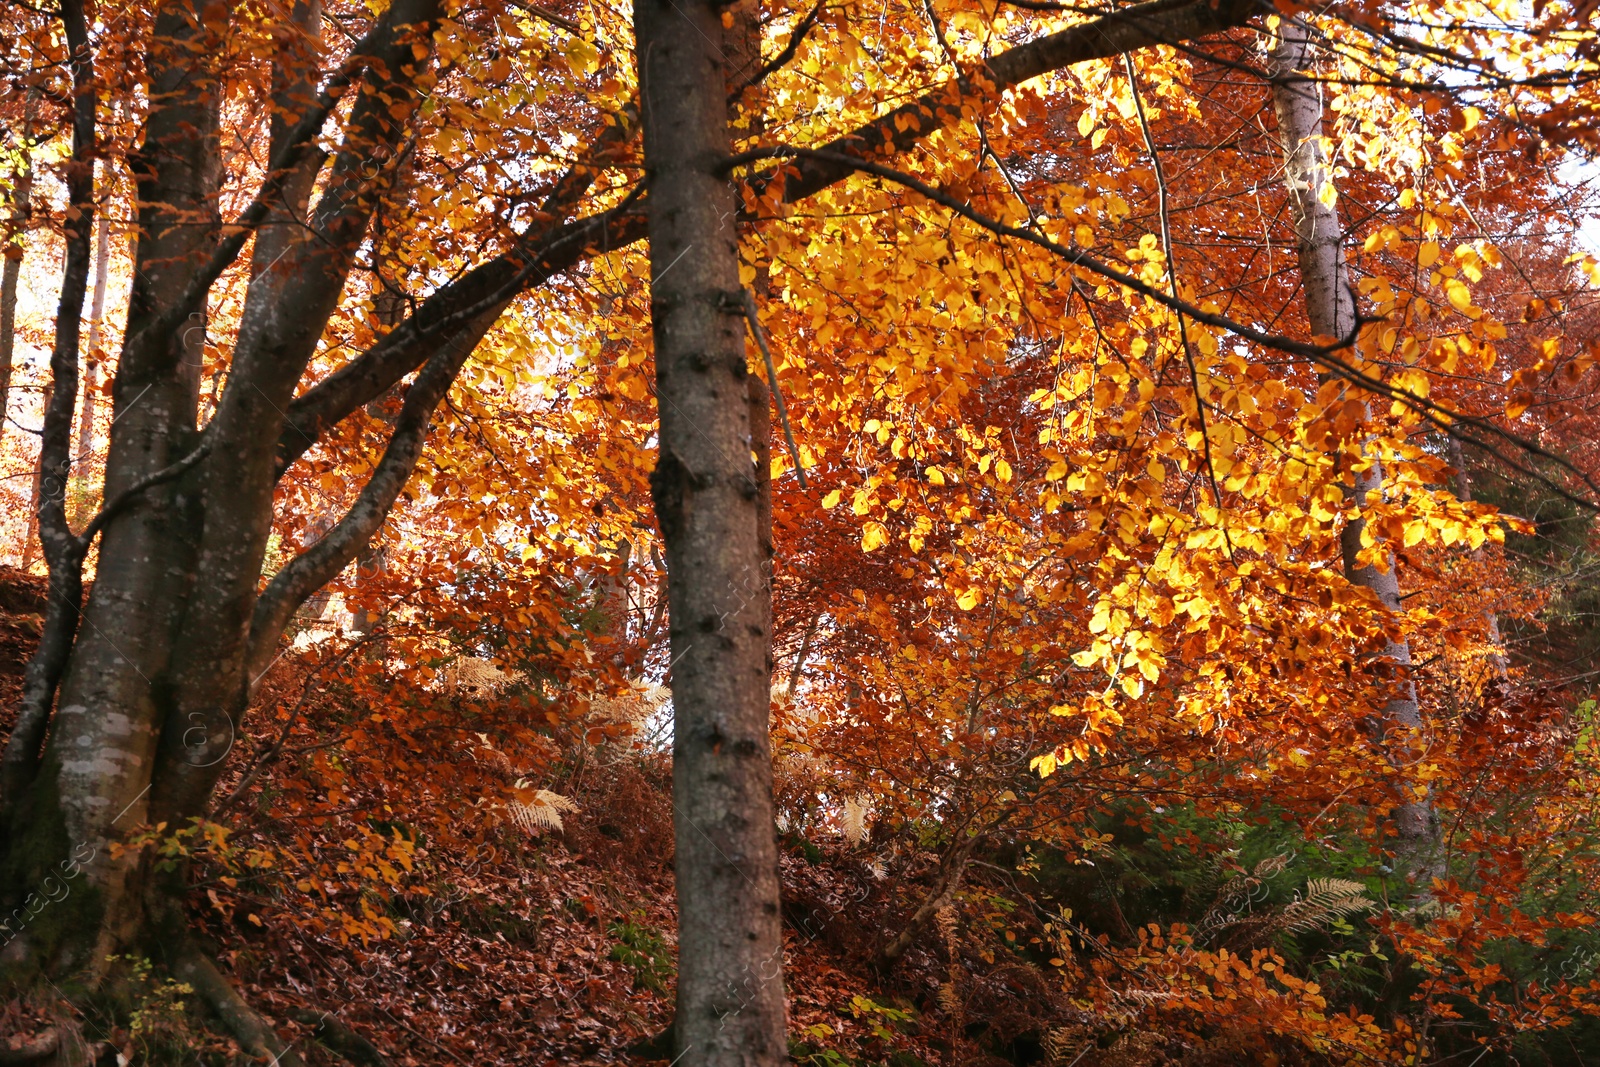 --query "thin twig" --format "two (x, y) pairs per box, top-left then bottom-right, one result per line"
(217, 635), (377, 813)
(507, 0), (582, 34)
(1124, 52), (1233, 561)
(741, 289), (808, 489)
(76, 443), (212, 549)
